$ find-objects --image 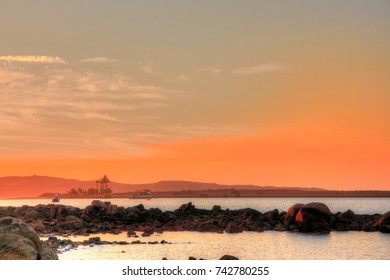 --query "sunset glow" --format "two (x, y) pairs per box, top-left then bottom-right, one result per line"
(0, 1), (389, 190)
